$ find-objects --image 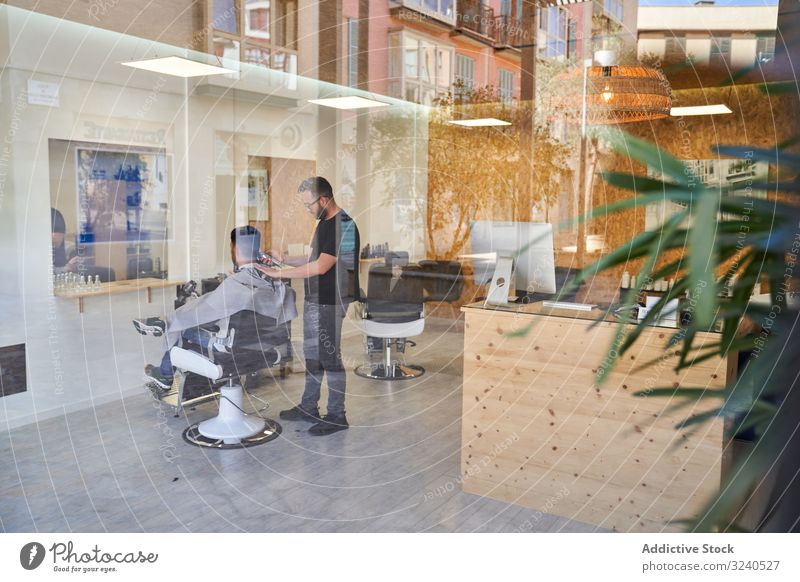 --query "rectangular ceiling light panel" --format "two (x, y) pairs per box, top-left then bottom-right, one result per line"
(121, 56), (235, 77)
